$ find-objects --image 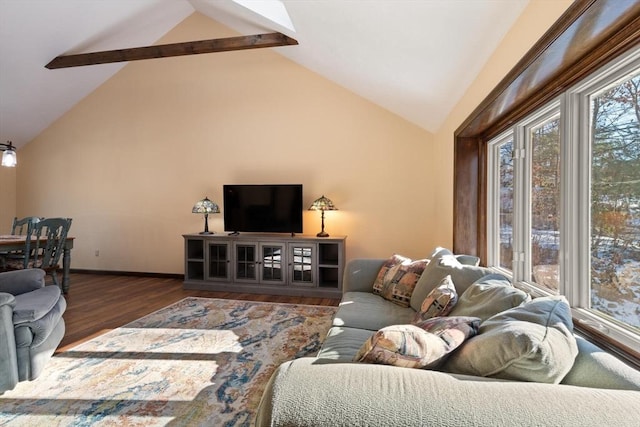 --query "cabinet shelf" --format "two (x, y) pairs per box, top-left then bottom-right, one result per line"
(318, 242), (340, 265)
(186, 239), (204, 260)
(186, 261), (204, 281)
(318, 267), (340, 288)
(183, 234), (345, 298)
